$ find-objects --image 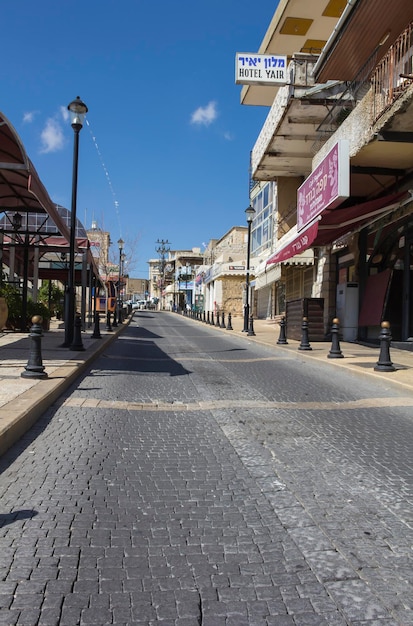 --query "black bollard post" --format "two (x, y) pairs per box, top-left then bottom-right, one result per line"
(211, 312), (215, 326)
(203, 310), (206, 323)
(277, 316), (288, 345)
(106, 311), (113, 332)
(92, 311), (102, 339)
(215, 311), (220, 327)
(298, 317), (312, 351)
(247, 314), (256, 336)
(207, 311), (210, 325)
(226, 312), (233, 330)
(220, 312), (226, 328)
(21, 316), (48, 379)
(374, 321), (395, 372)
(328, 317), (344, 358)
(70, 314), (85, 351)
(112, 306), (118, 327)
